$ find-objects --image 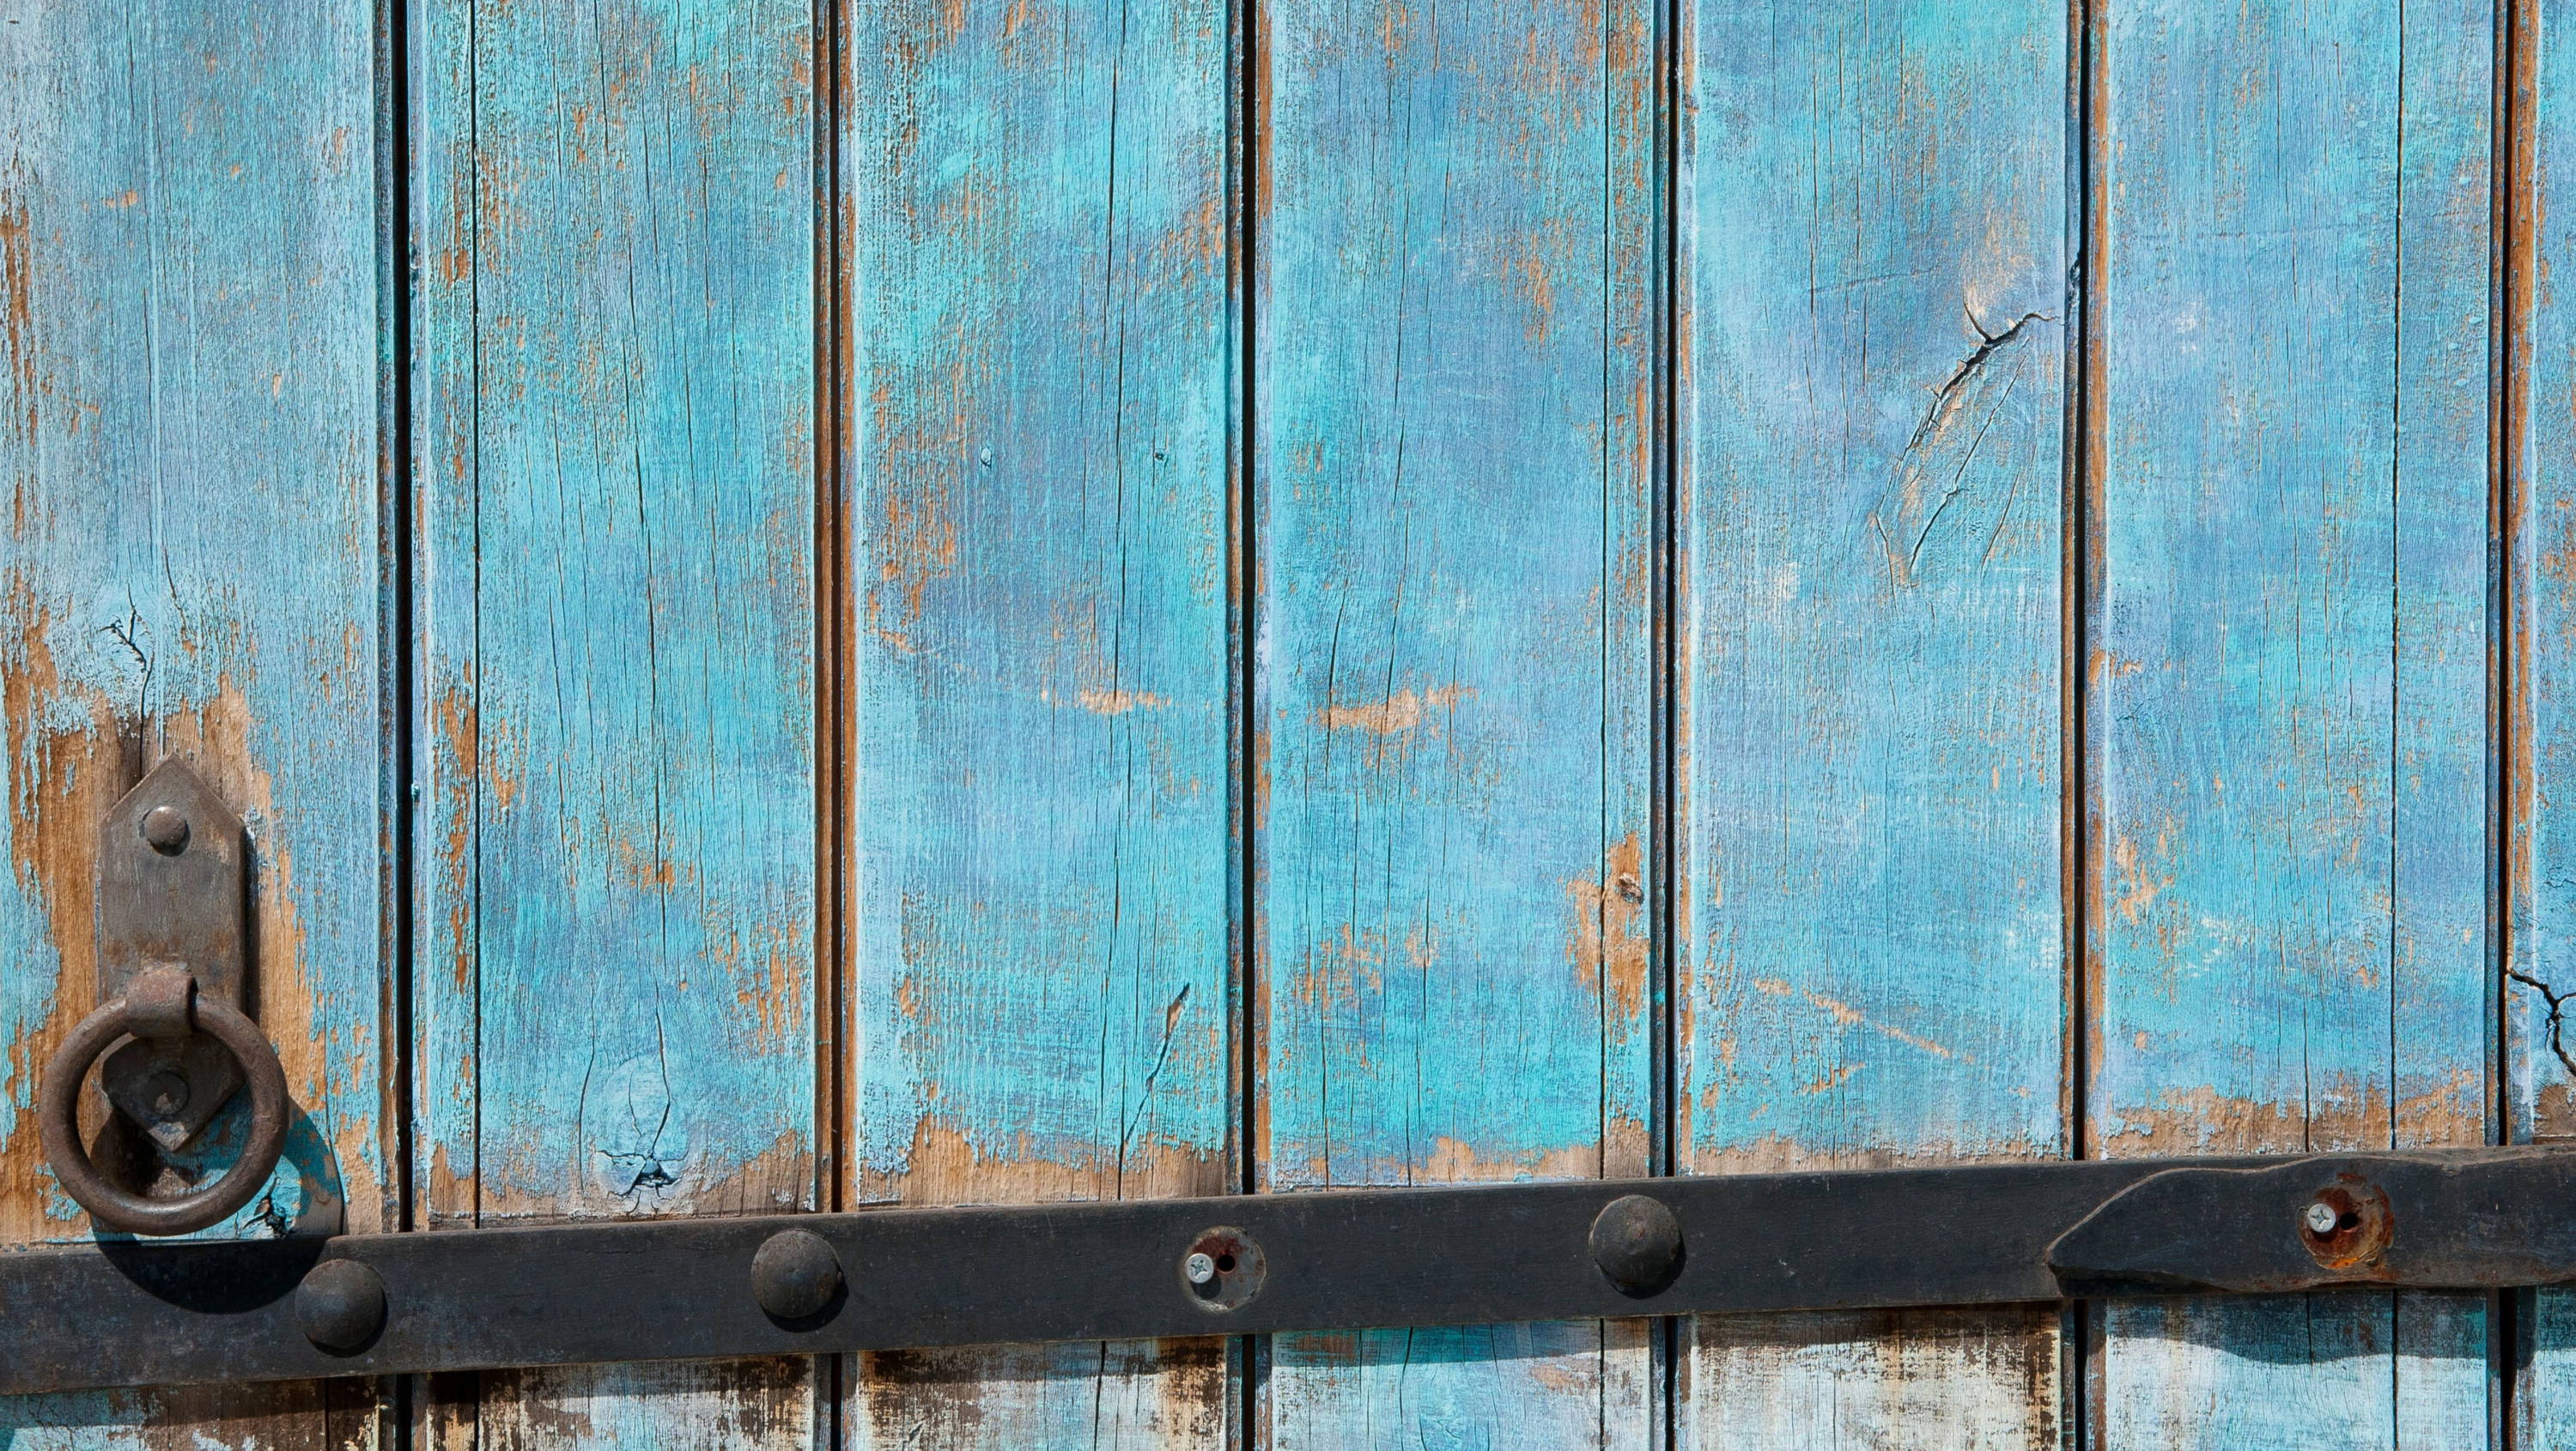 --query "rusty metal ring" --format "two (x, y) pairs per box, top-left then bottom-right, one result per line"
(36, 972), (289, 1236)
